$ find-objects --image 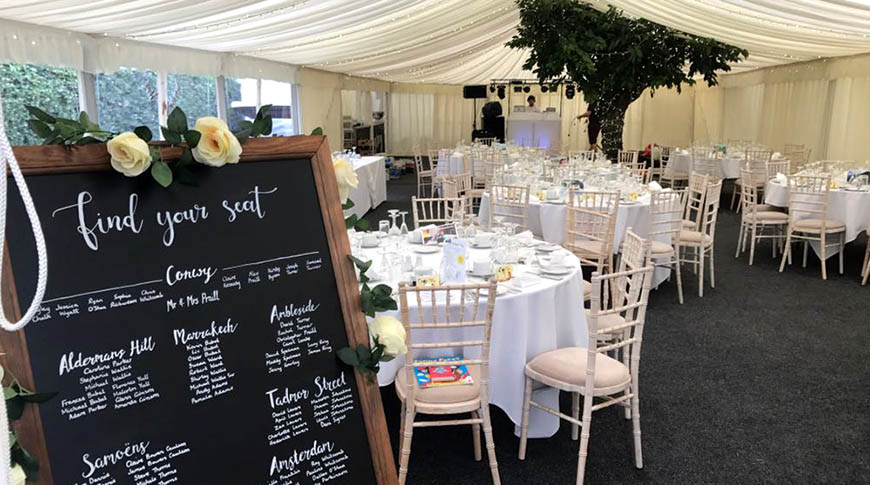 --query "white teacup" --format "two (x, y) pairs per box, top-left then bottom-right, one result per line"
(414, 266), (434, 277)
(362, 234), (379, 247)
(549, 252), (566, 266)
(472, 259), (493, 276)
(410, 229), (424, 243)
(474, 233), (493, 247)
(546, 187), (560, 200)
